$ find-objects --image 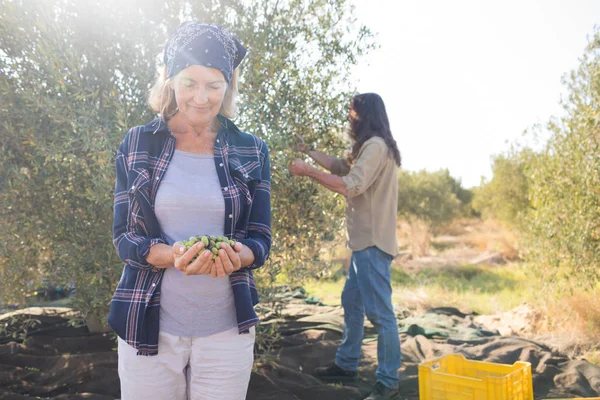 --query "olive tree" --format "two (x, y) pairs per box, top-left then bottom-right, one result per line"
(519, 31), (600, 287)
(0, 0), (373, 320)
